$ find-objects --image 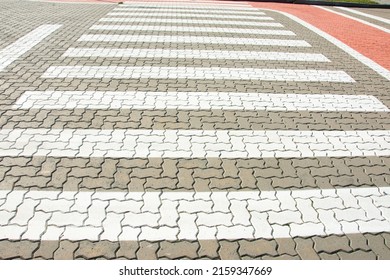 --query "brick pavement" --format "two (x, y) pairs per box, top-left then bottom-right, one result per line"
(0, 0), (389, 259)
